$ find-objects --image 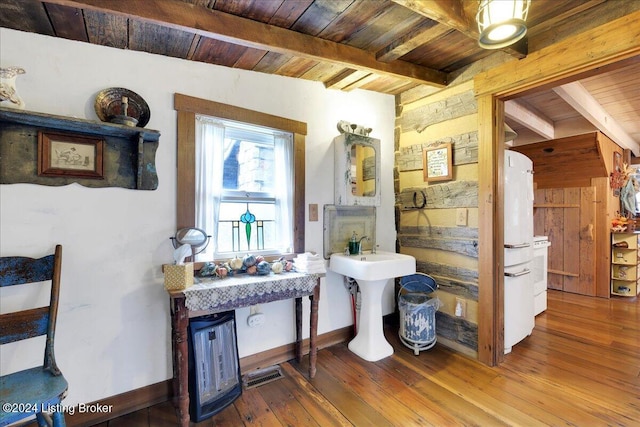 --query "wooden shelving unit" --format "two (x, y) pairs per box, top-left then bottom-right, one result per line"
(0, 106), (160, 190)
(611, 232), (640, 297)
